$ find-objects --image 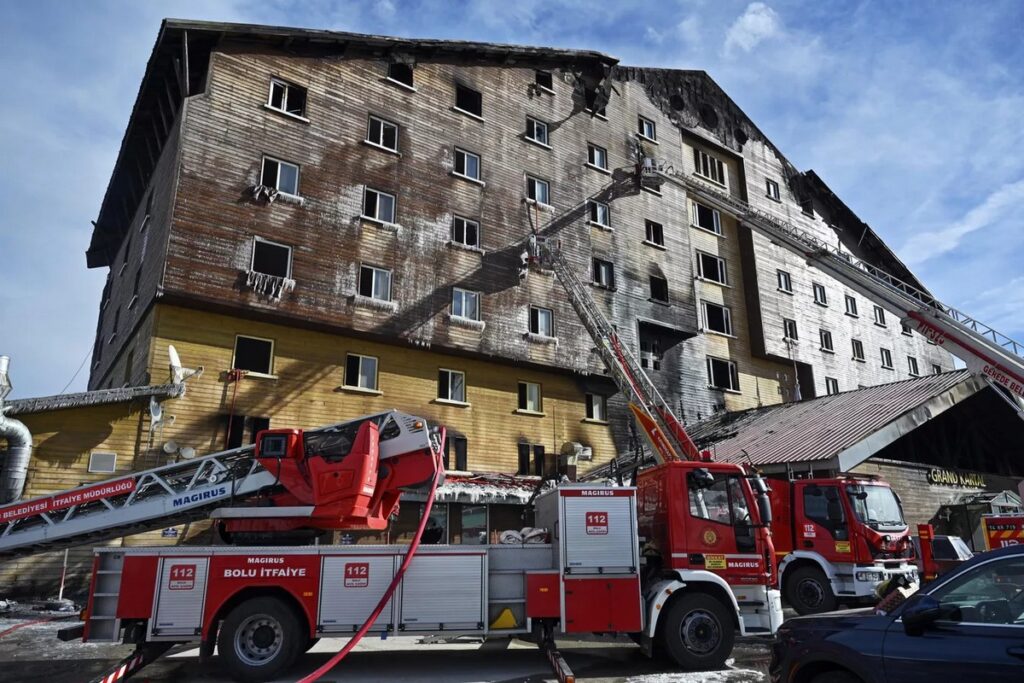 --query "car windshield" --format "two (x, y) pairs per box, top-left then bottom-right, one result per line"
(846, 485), (905, 526)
